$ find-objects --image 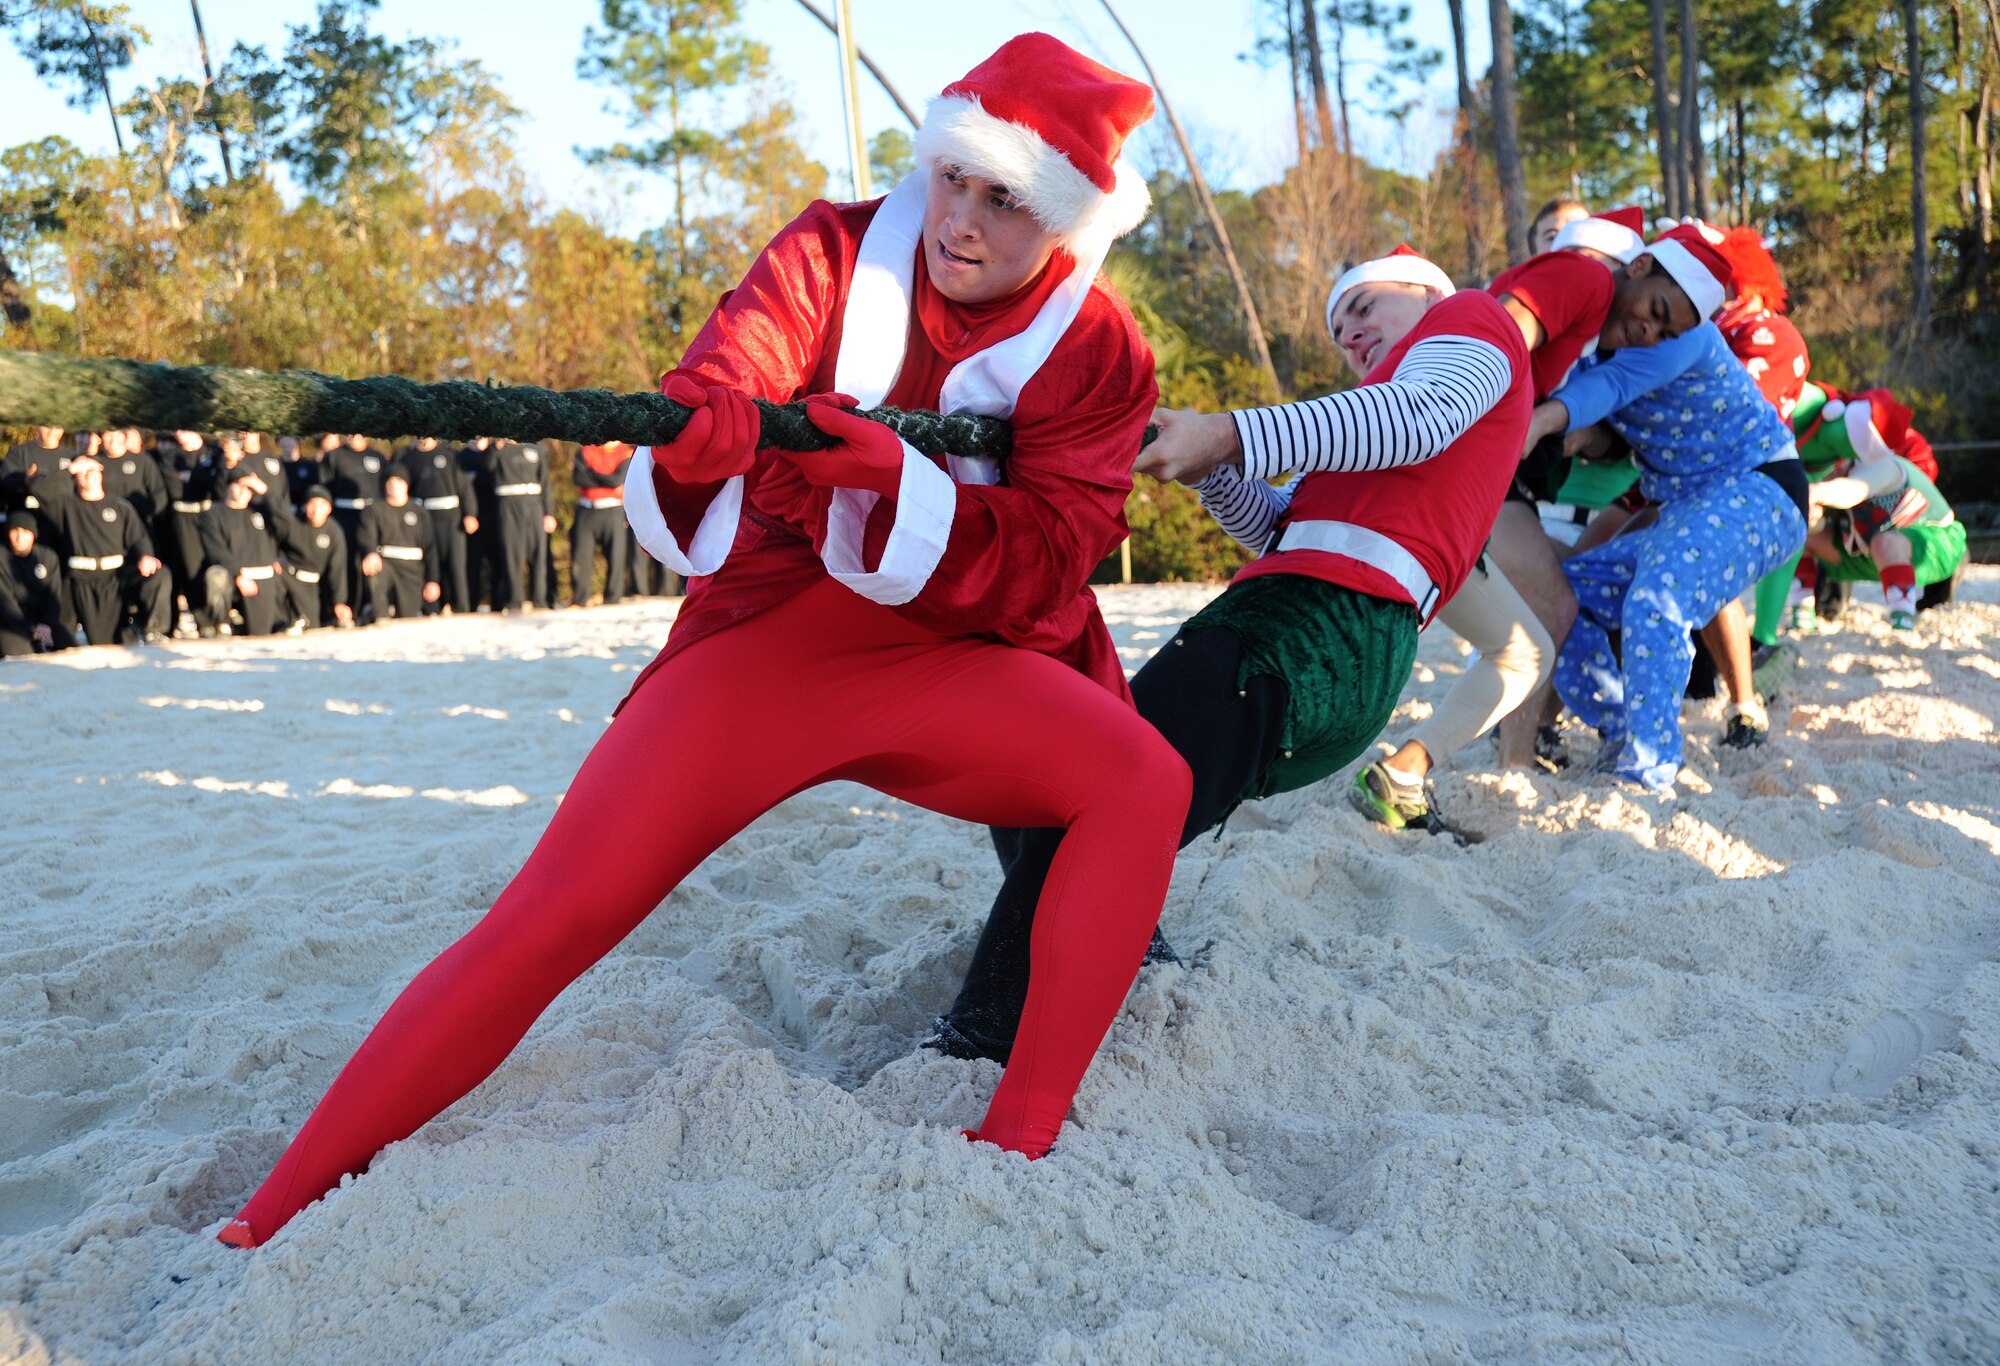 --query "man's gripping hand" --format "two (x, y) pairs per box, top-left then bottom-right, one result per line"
(656, 375), (759, 484)
(793, 394), (907, 501)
